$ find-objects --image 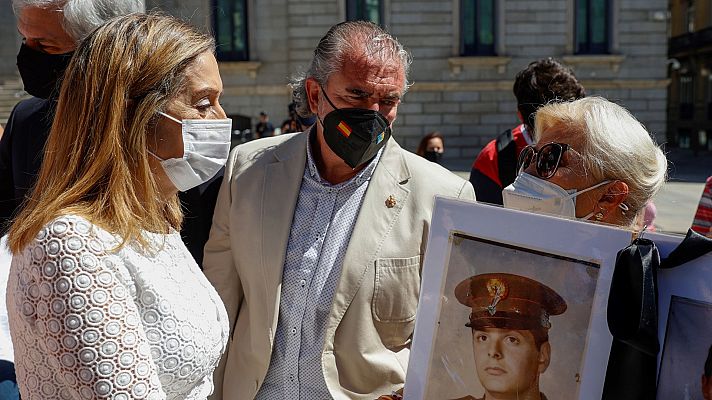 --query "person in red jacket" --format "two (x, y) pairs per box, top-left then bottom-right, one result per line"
(469, 58), (585, 205)
(692, 176), (712, 237)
